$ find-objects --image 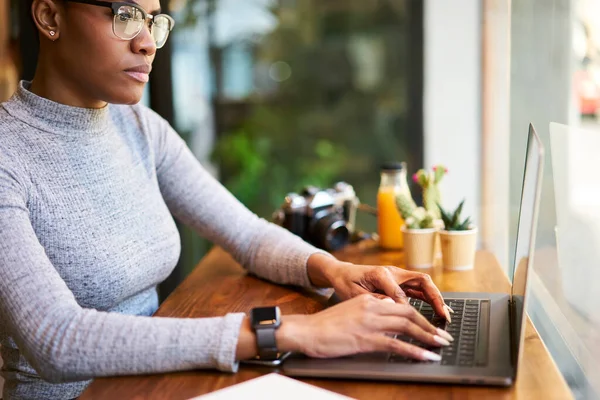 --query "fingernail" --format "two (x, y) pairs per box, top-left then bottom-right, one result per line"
(422, 350), (442, 362)
(433, 335), (450, 346)
(436, 328), (454, 342)
(445, 305), (455, 314)
(382, 298), (395, 304)
(443, 308), (452, 324)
